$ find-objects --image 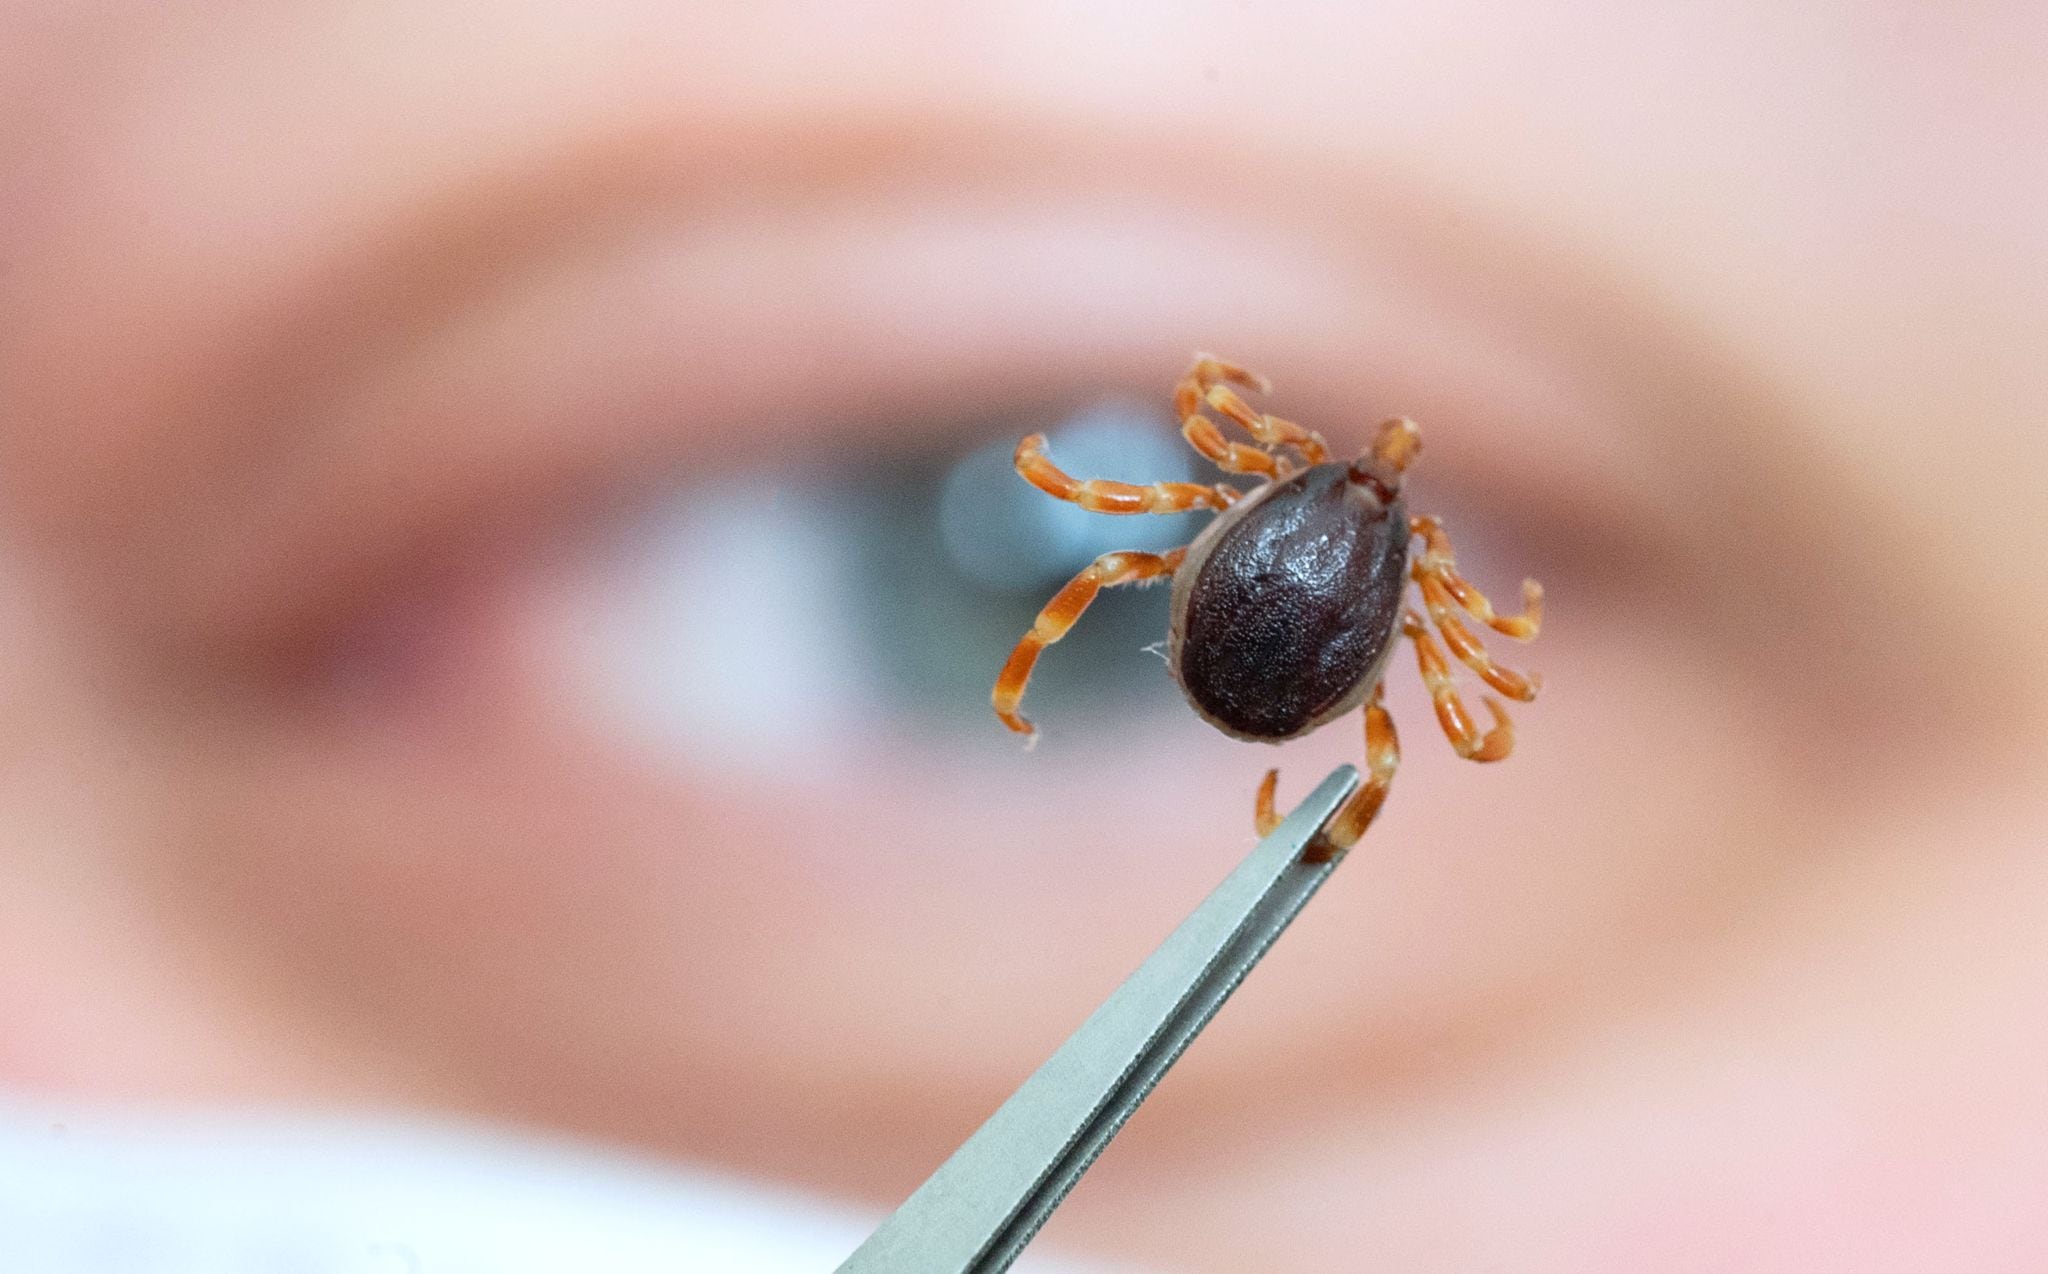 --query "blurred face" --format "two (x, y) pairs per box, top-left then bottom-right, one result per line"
(2, 3), (2045, 1270)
